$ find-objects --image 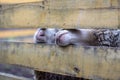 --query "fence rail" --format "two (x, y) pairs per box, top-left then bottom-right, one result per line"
(0, 41), (120, 79)
(0, 0), (120, 29)
(0, 0), (120, 79)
